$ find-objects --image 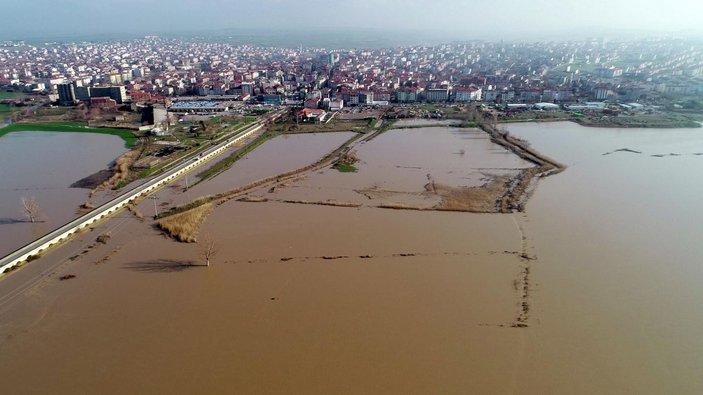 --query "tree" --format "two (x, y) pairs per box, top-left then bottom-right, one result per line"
(21, 196), (40, 223)
(198, 236), (218, 267)
(468, 105), (480, 123)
